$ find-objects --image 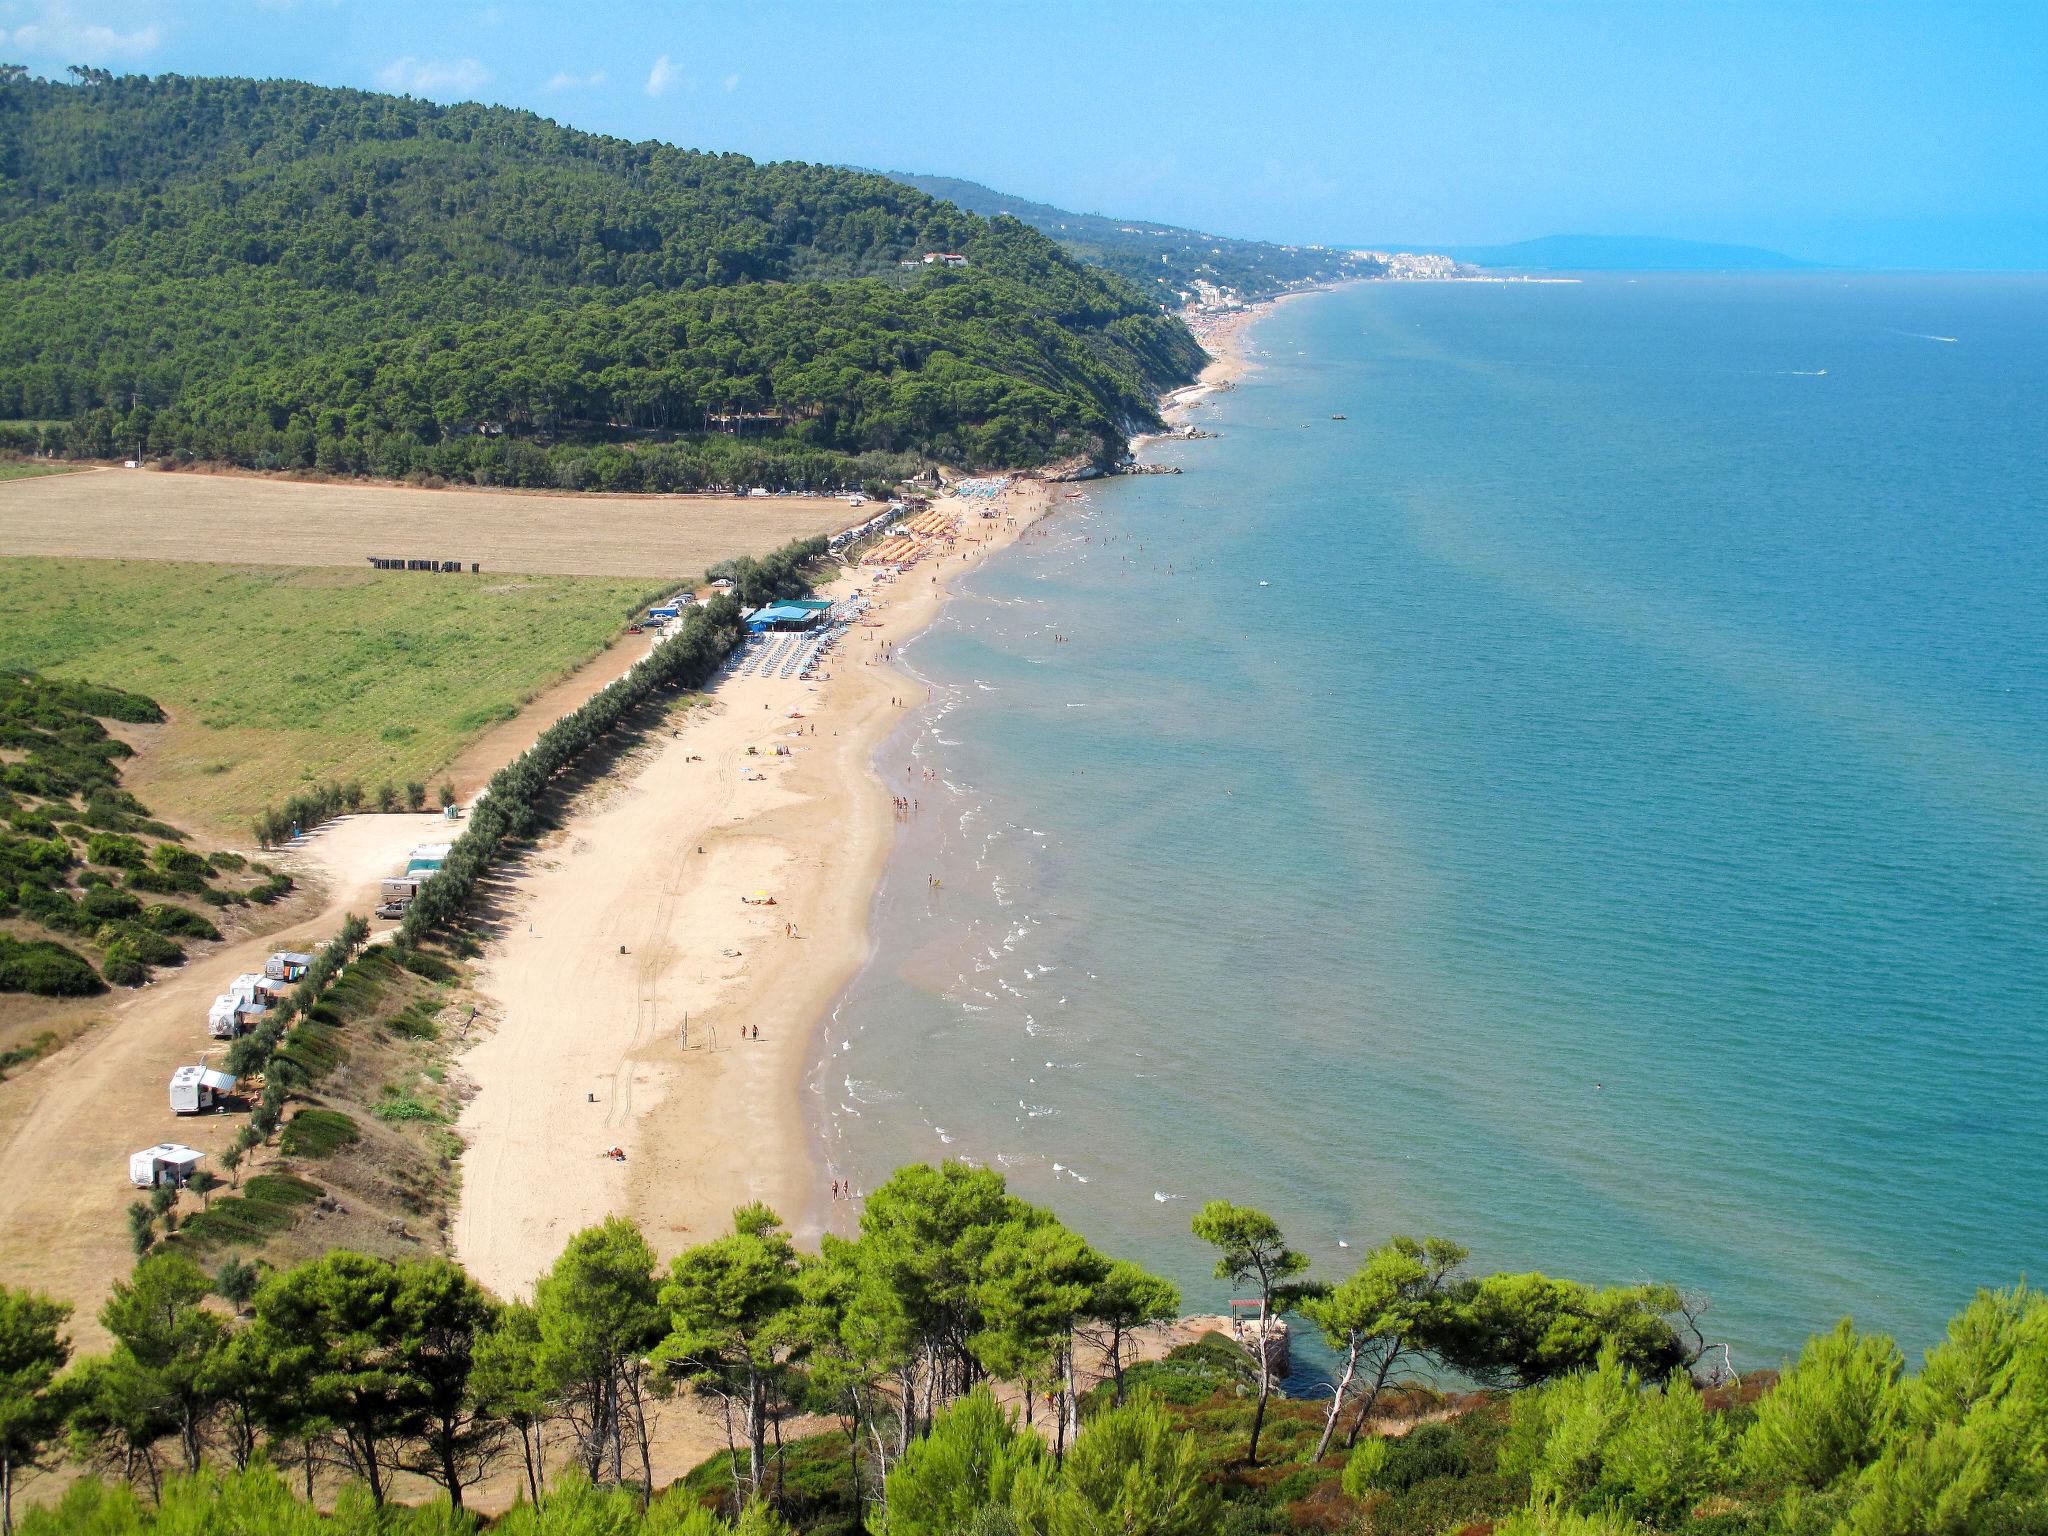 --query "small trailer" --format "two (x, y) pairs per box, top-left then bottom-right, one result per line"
(207, 996), (241, 1039)
(169, 1064), (238, 1115)
(129, 1143), (203, 1188)
(265, 951), (314, 982)
(225, 973), (268, 1005)
(380, 874), (425, 905)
